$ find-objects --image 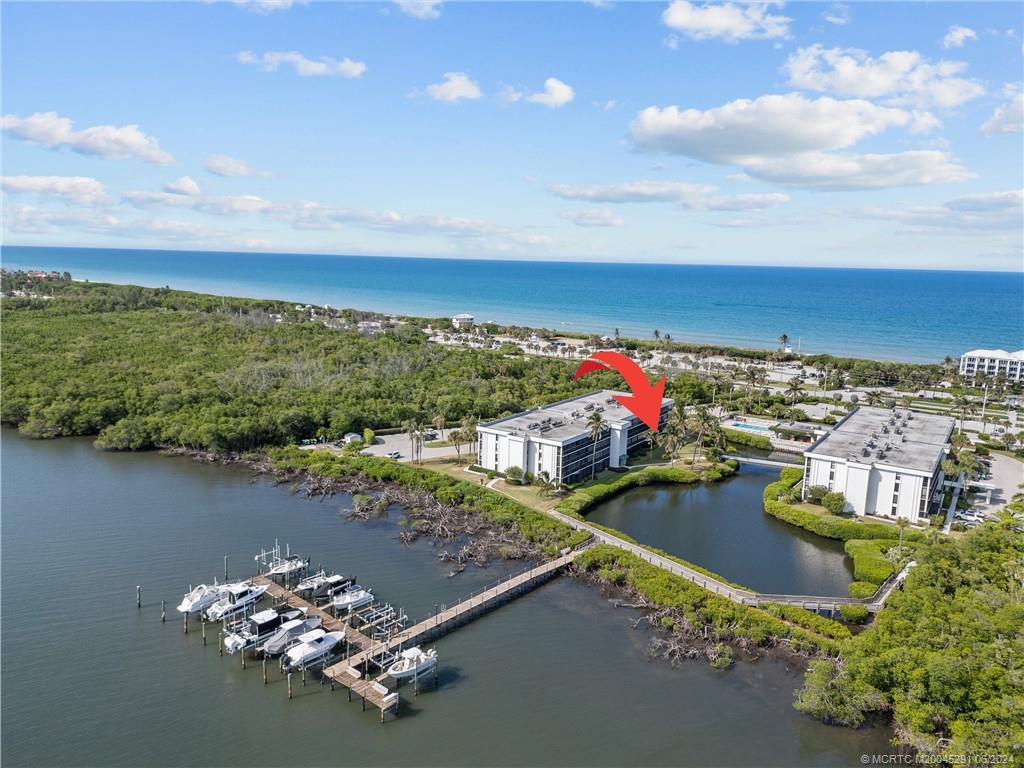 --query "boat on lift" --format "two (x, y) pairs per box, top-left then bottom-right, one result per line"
(311, 574), (354, 602)
(205, 582), (269, 622)
(267, 554), (309, 578)
(386, 647), (438, 681)
(223, 607), (304, 654)
(261, 616), (324, 657)
(281, 629), (346, 671)
(295, 570), (328, 593)
(176, 583), (226, 616)
(331, 585), (374, 613)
